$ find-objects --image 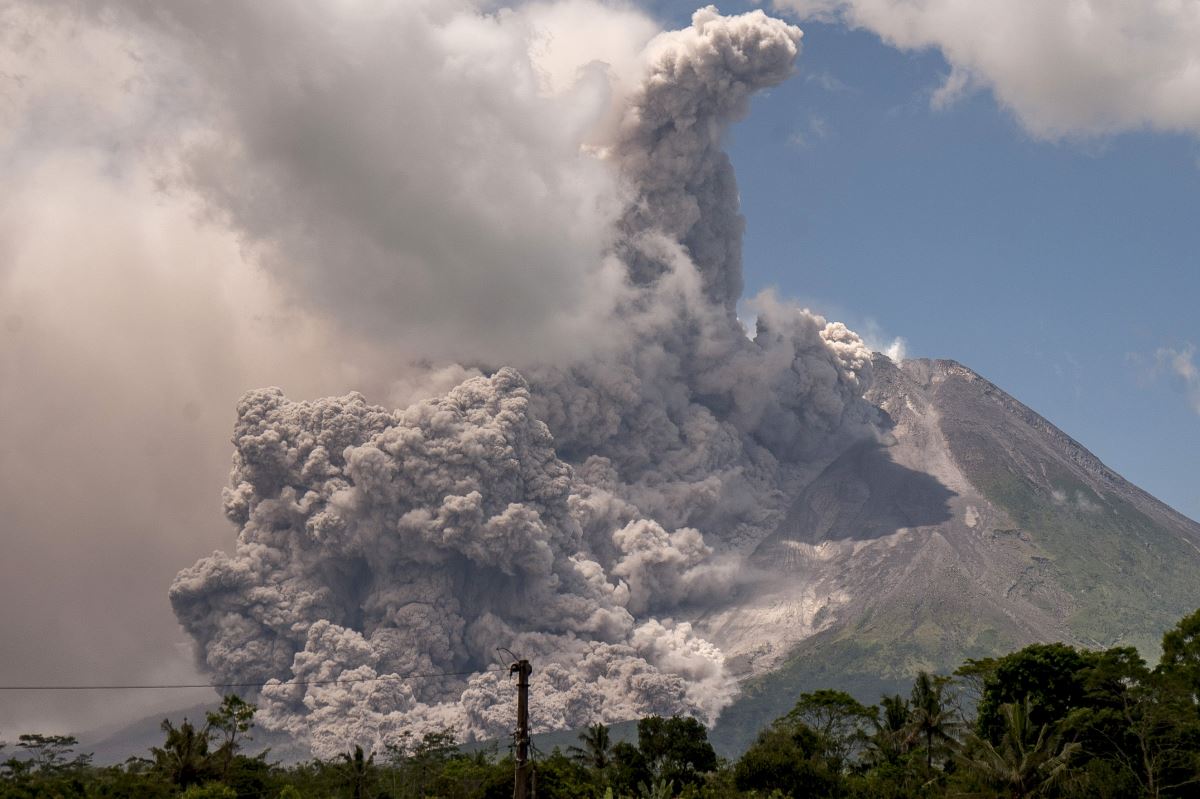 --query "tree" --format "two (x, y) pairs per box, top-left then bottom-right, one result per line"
(905, 671), (960, 775)
(568, 723), (613, 772)
(14, 733), (91, 774)
(1158, 607), (1200, 702)
(636, 776), (675, 799)
(955, 656), (999, 730)
(339, 745), (376, 799)
(205, 694), (256, 780)
(89, 759), (175, 798)
(781, 689), (877, 769)
(524, 749), (595, 799)
(150, 718), (216, 789)
(866, 694), (912, 766)
(389, 728), (462, 797)
(1059, 646), (1151, 767)
(609, 740), (650, 795)
(635, 715), (718, 789)
(958, 696), (1079, 798)
(977, 643), (1093, 741)
(734, 721), (839, 798)
(1073, 669), (1200, 799)
(424, 744), (509, 799)
(179, 784), (237, 799)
